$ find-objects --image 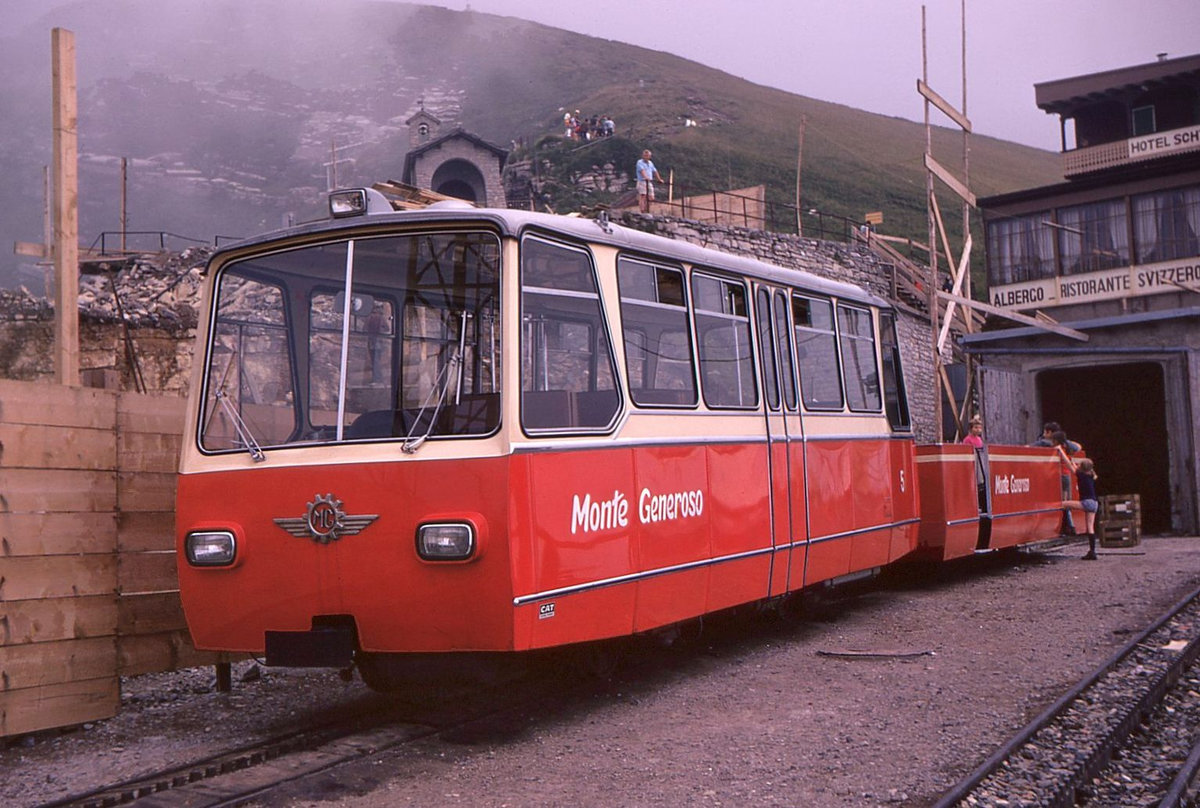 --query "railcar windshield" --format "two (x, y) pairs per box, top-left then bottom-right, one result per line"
(199, 230), (501, 455)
